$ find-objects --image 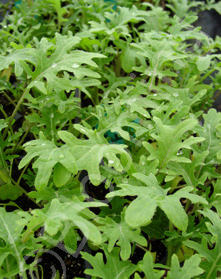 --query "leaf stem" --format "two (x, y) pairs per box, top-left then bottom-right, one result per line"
(1, 90), (16, 107)
(166, 221), (174, 266)
(13, 125), (31, 152)
(3, 86), (29, 140)
(199, 68), (216, 83)
(149, 53), (160, 93)
(205, 253), (221, 279)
